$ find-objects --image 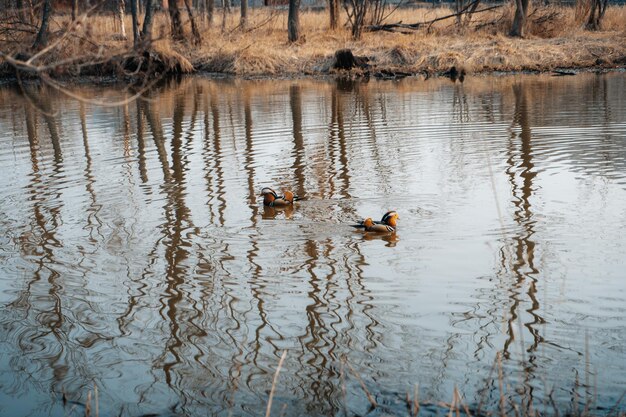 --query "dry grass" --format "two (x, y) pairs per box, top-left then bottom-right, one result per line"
(181, 5), (626, 75)
(1, 5), (625, 78)
(54, 352), (626, 417)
